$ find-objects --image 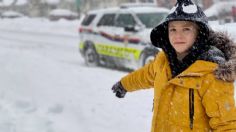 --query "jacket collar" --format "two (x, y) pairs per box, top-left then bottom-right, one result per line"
(177, 60), (217, 76)
(168, 60), (217, 89)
